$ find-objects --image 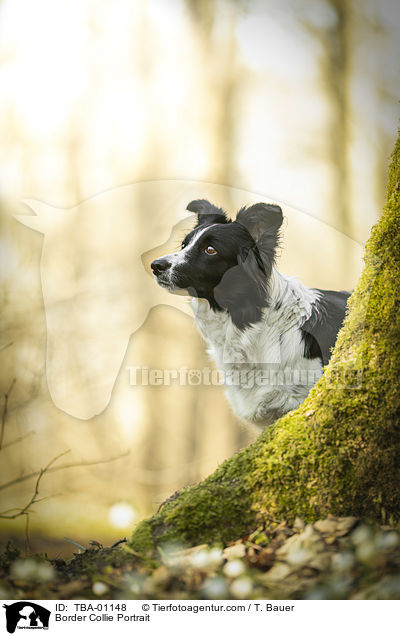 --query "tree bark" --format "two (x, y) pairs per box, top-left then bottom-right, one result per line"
(129, 128), (400, 556)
